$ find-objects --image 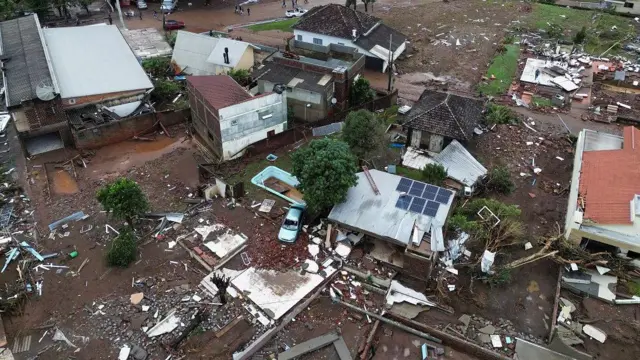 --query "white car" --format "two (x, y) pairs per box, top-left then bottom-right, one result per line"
(160, 0), (178, 13)
(136, 0), (148, 9)
(285, 8), (307, 18)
